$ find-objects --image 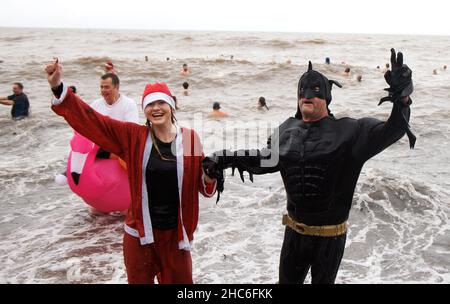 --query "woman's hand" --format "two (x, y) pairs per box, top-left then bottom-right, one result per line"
(45, 58), (62, 89)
